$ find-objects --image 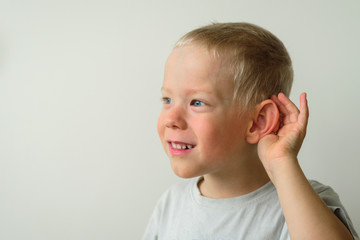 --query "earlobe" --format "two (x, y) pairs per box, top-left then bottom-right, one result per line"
(246, 100), (279, 144)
